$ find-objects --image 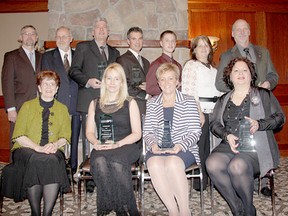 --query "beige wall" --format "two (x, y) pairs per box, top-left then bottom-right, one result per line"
(0, 12), (48, 95)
